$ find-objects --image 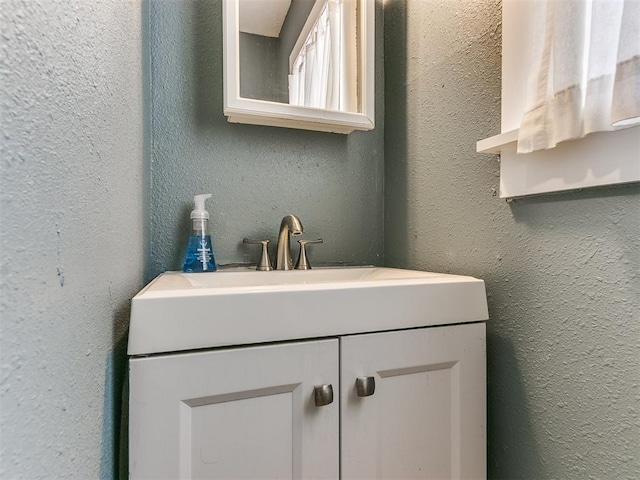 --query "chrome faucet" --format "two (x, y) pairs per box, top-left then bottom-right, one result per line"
(276, 215), (303, 270)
